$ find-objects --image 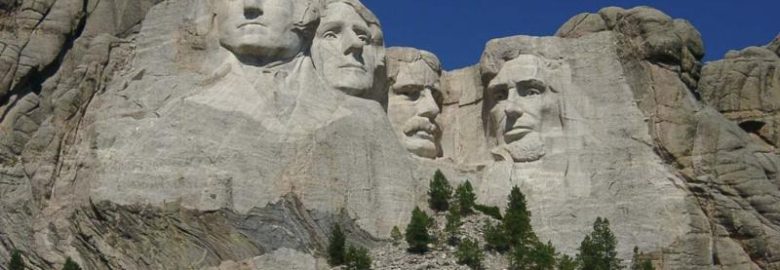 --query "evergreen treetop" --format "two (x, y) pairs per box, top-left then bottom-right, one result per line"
(345, 245), (372, 270)
(578, 217), (621, 270)
(62, 257), (82, 270)
(455, 180), (477, 215)
(503, 186), (537, 247)
(327, 223), (347, 266)
(9, 250), (24, 270)
(405, 206), (432, 253)
(428, 170), (453, 212)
